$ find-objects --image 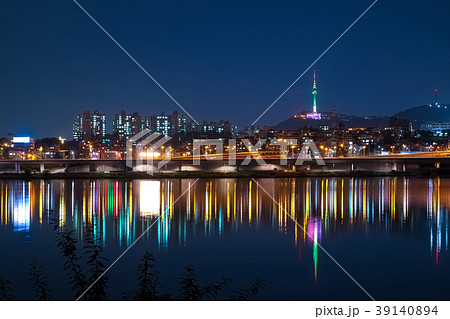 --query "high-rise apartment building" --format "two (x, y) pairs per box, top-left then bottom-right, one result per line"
(149, 111), (187, 136)
(170, 111), (187, 135)
(73, 111), (106, 141)
(192, 120), (237, 137)
(151, 112), (171, 136)
(113, 111), (148, 139)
